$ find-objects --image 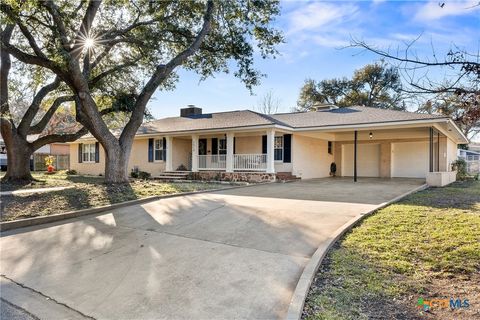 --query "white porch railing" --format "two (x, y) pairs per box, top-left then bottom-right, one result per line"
(198, 155), (226, 170)
(234, 154), (267, 171)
